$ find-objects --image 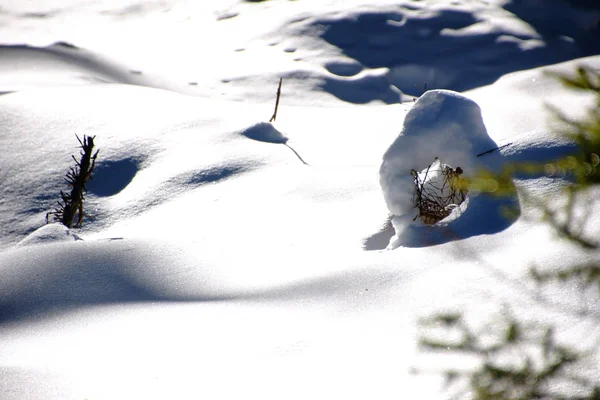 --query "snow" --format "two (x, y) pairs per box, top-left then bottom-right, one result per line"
(1, 0), (600, 399)
(239, 121), (288, 144)
(16, 222), (82, 247)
